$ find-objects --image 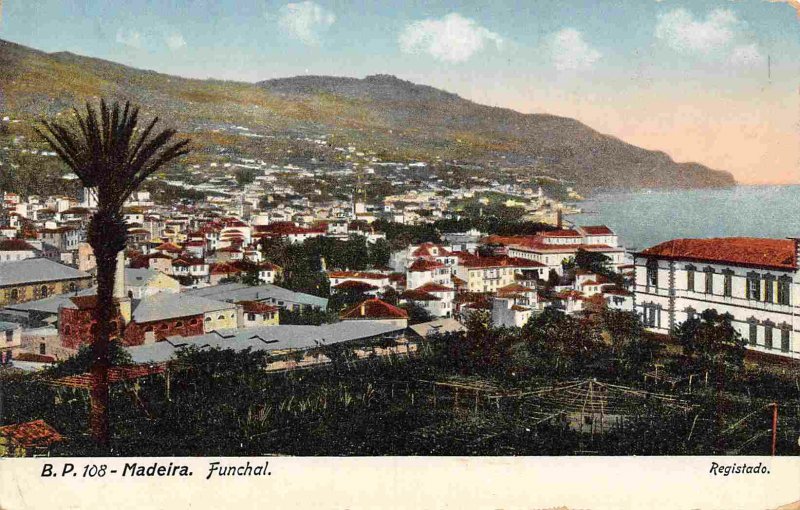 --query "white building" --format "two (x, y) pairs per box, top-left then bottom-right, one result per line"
(634, 237), (800, 359)
(484, 225), (626, 277)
